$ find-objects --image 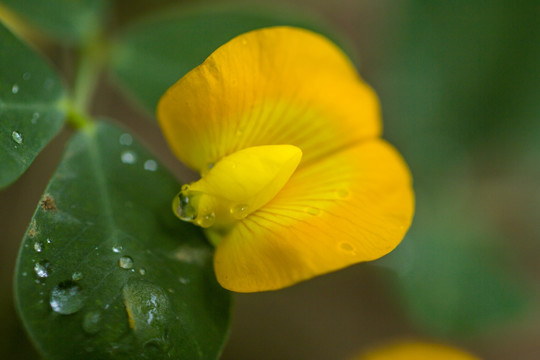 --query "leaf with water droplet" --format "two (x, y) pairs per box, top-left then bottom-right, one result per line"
(0, 23), (67, 188)
(15, 121), (231, 359)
